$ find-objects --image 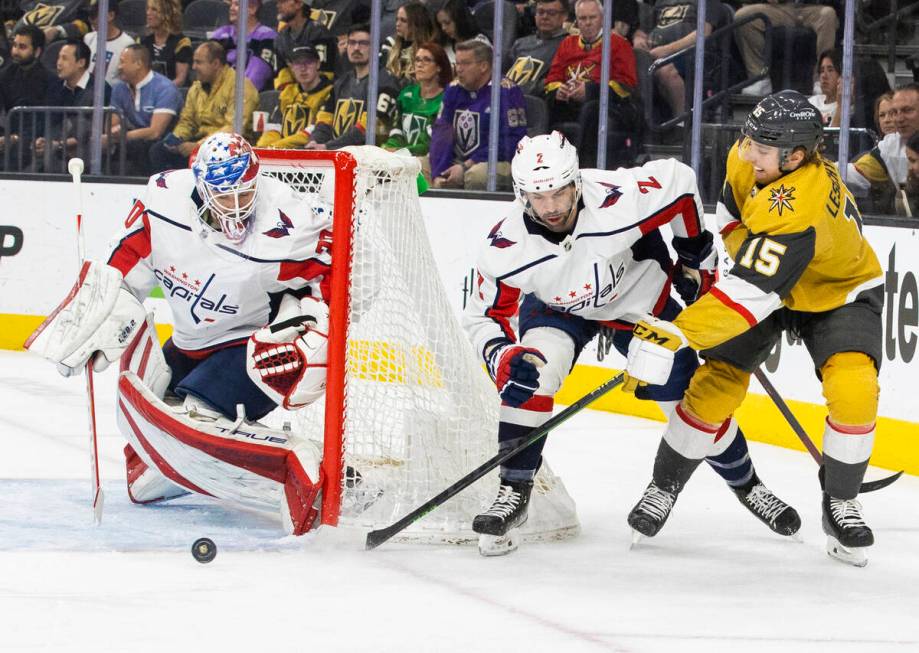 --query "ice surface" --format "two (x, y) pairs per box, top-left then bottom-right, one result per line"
(1, 351), (917, 652)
